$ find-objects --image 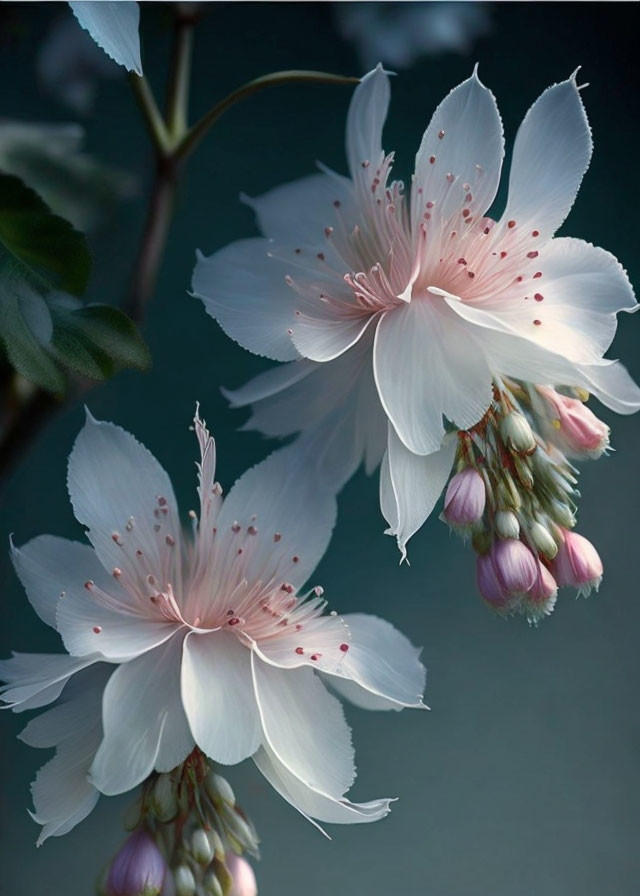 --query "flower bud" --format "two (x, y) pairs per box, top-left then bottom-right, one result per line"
(491, 538), (538, 595)
(191, 828), (214, 866)
(476, 552), (509, 610)
(552, 529), (603, 596)
(539, 387), (610, 458)
(106, 830), (167, 896)
(443, 467), (486, 527)
(227, 854), (258, 896)
(152, 774), (178, 822)
(207, 771), (236, 807)
(203, 871), (224, 896)
(173, 866), (196, 896)
(495, 510), (520, 540)
(546, 498), (576, 530)
(529, 521), (558, 559)
(524, 560), (558, 624)
(500, 411), (536, 454)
